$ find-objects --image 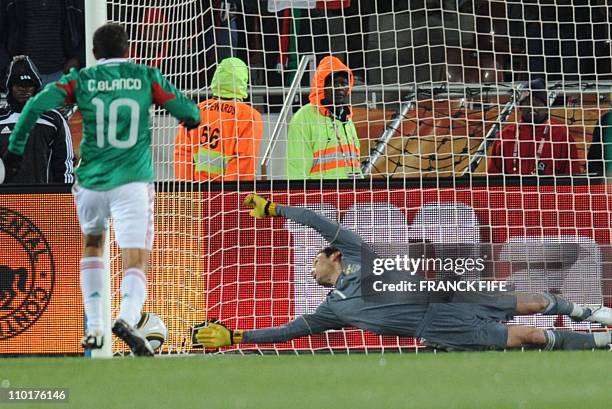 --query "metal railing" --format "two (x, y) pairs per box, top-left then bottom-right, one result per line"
(259, 55), (315, 178)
